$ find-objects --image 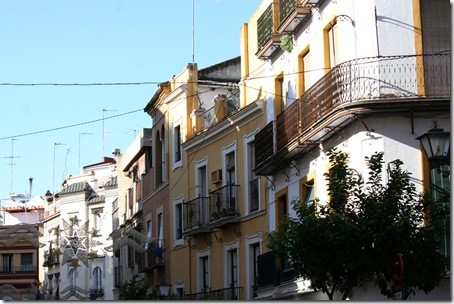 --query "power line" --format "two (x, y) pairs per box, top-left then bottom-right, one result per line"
(0, 109), (143, 141)
(0, 66), (330, 87)
(0, 82), (158, 86)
